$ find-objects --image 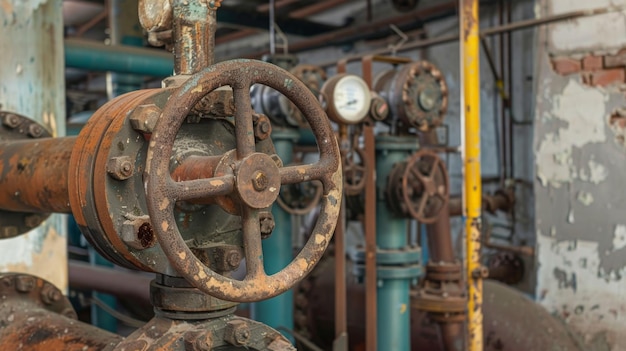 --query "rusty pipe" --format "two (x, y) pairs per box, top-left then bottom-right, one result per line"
(0, 131), (223, 215)
(0, 137), (75, 214)
(448, 190), (514, 217)
(0, 306), (123, 350)
(172, 0), (217, 75)
(68, 260), (152, 304)
(302, 258), (585, 351)
(0, 273), (123, 351)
